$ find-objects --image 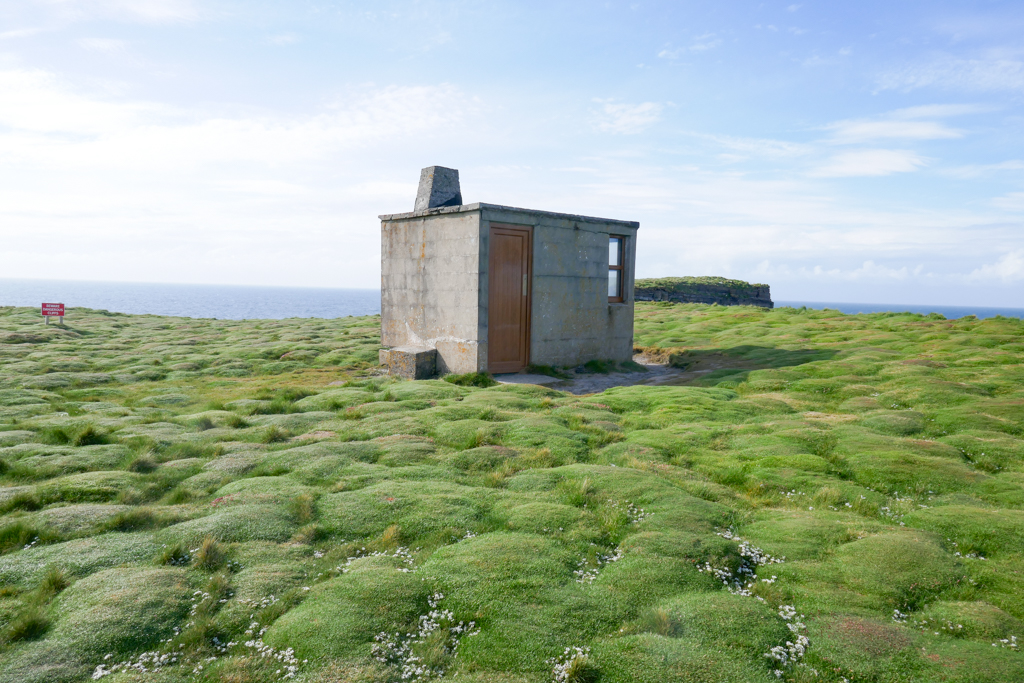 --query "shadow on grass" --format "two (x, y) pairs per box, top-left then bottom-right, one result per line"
(660, 345), (838, 386)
